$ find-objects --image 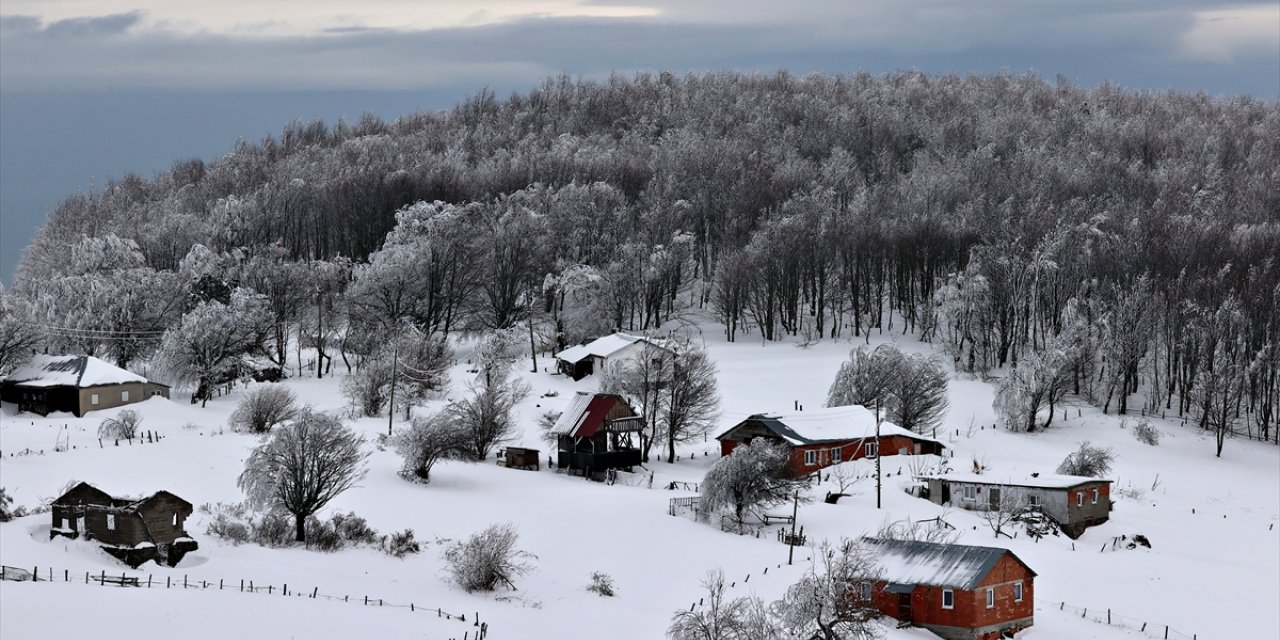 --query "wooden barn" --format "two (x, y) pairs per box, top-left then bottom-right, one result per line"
(551, 392), (644, 476)
(915, 473), (1113, 538)
(554, 333), (673, 380)
(50, 482), (197, 568)
(1, 355), (170, 417)
(715, 405), (945, 476)
(863, 537), (1035, 640)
